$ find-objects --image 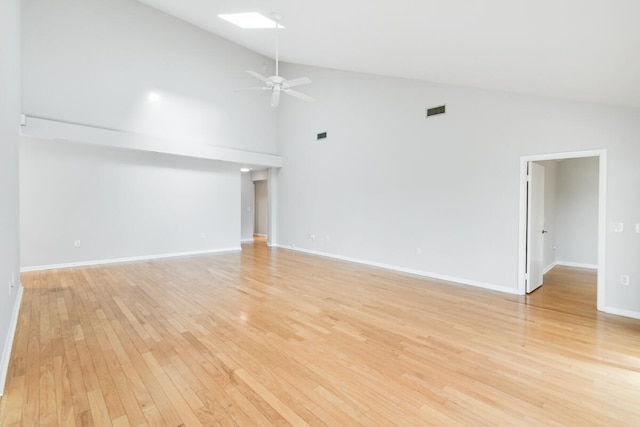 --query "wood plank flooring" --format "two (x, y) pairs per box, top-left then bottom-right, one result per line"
(2, 241), (640, 426)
